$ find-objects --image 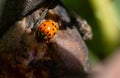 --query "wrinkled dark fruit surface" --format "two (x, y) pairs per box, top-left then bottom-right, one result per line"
(0, 0), (92, 78)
